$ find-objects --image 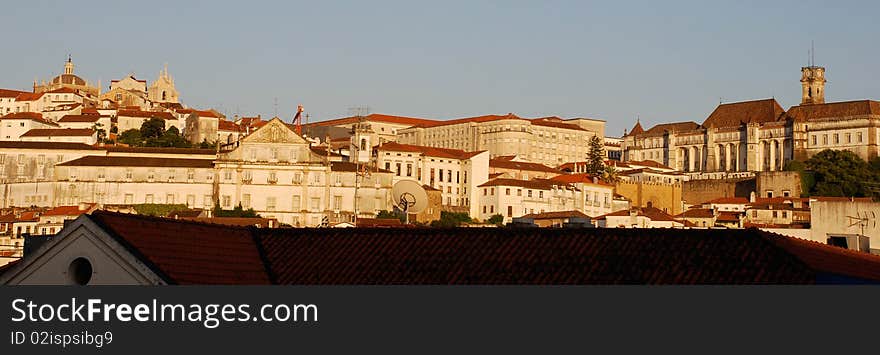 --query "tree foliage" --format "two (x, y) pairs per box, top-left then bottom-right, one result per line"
(429, 211), (473, 227)
(133, 204), (188, 217)
(804, 149), (879, 198)
(487, 214), (504, 225)
(213, 203), (260, 218)
(376, 209), (406, 223)
(586, 136), (606, 177)
(118, 120), (194, 148)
